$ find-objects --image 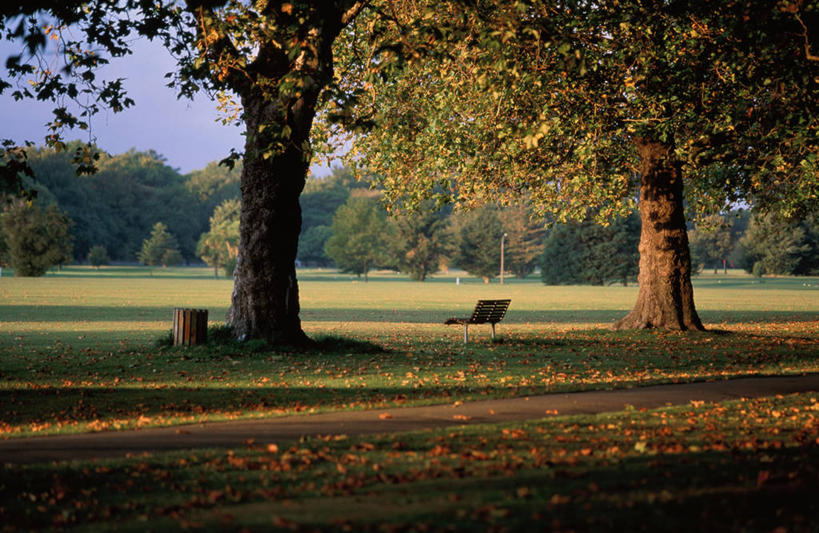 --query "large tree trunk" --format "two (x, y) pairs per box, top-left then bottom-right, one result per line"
(226, 92), (312, 344)
(613, 139), (704, 331)
(225, 9), (350, 344)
